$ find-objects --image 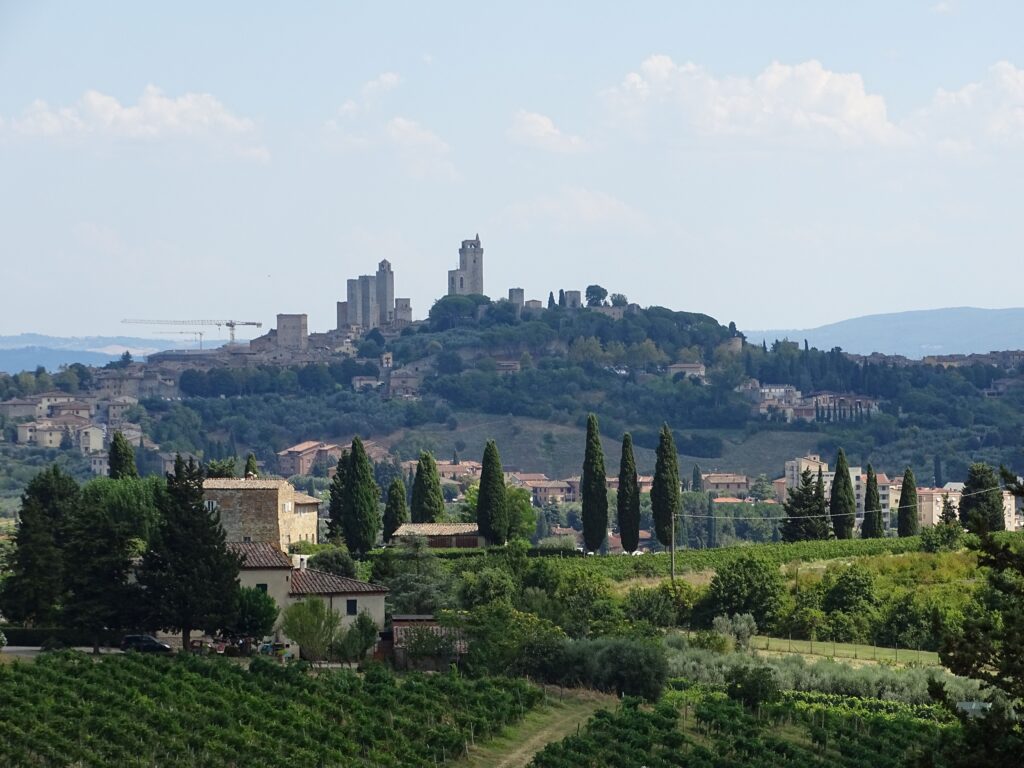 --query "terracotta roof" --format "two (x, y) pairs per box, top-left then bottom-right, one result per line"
(290, 568), (387, 595)
(203, 478), (290, 490)
(713, 496), (746, 504)
(279, 440), (334, 455)
(393, 523), (480, 537)
(229, 542), (293, 569)
(293, 493), (322, 505)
